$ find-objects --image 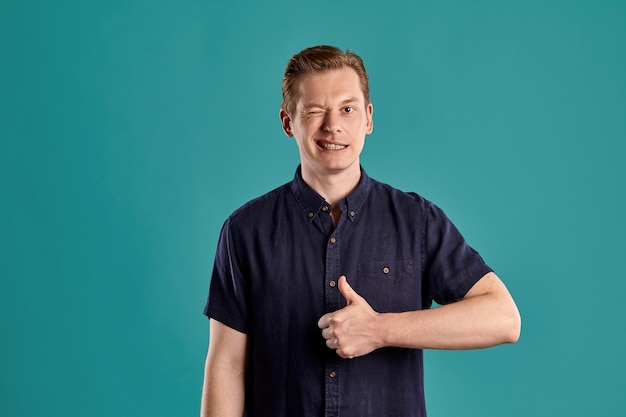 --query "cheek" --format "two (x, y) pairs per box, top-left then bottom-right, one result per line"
(348, 118), (370, 135)
(296, 118), (321, 134)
